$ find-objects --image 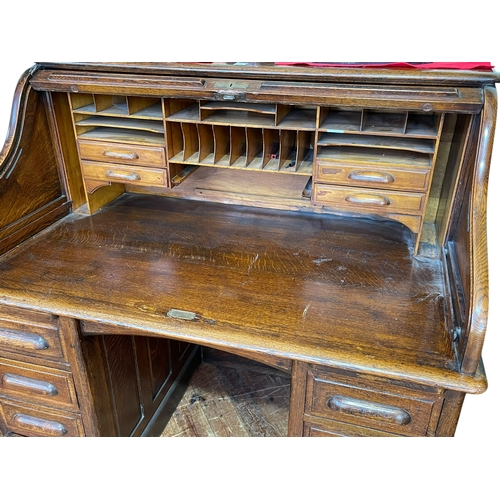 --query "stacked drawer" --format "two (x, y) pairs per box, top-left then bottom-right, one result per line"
(0, 305), (84, 437)
(312, 109), (443, 238)
(302, 366), (445, 437)
(78, 140), (169, 191)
